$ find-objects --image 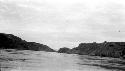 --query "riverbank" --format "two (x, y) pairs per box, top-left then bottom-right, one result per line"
(58, 42), (125, 58)
(1, 33), (125, 59)
(0, 33), (55, 52)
